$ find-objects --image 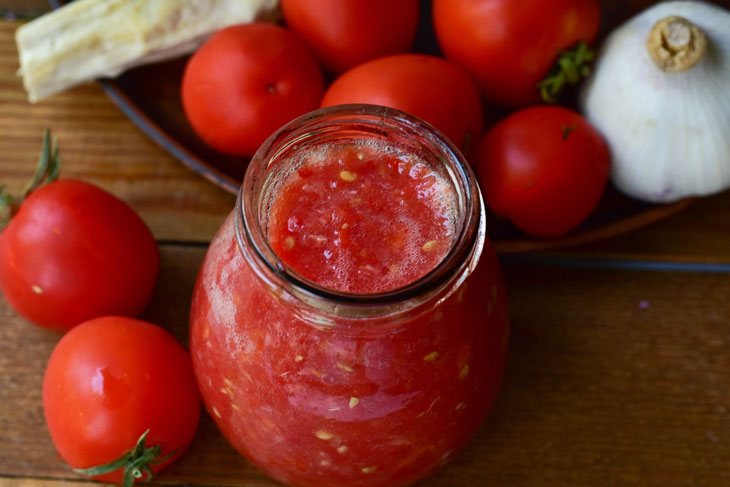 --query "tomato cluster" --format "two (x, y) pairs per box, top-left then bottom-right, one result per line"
(0, 133), (200, 485)
(181, 0), (610, 238)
